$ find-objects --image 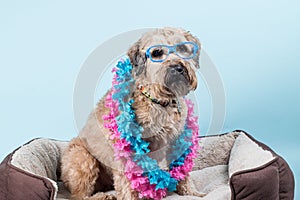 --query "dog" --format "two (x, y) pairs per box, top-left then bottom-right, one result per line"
(61, 27), (204, 200)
